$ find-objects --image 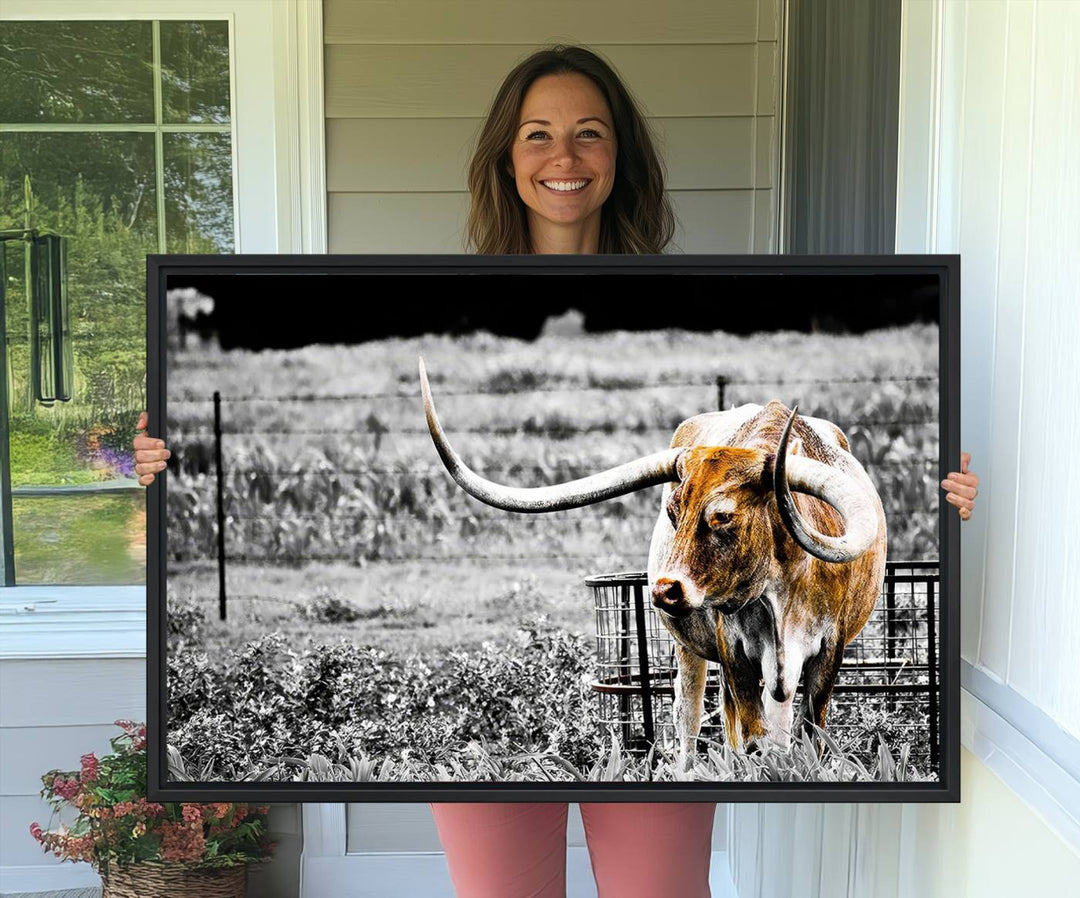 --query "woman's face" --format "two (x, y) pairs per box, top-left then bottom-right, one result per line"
(508, 73), (617, 239)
